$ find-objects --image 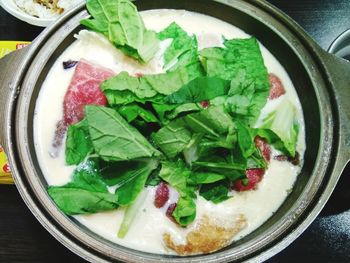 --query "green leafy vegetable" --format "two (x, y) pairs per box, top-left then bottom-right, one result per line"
(152, 119), (192, 158)
(159, 161), (192, 196)
(85, 105), (161, 161)
(159, 161), (196, 226)
(193, 161), (246, 171)
(100, 72), (157, 105)
(165, 103), (201, 120)
(48, 160), (118, 215)
(183, 133), (202, 166)
(235, 120), (255, 158)
(101, 64), (204, 107)
(172, 196), (196, 226)
(199, 181), (231, 204)
(65, 119), (93, 165)
(258, 100), (299, 156)
(188, 172), (225, 185)
(98, 160), (144, 186)
(164, 76), (230, 104)
(145, 167), (162, 186)
(142, 65), (204, 95)
(81, 0), (159, 62)
(48, 187), (119, 215)
(182, 106), (235, 137)
(118, 103), (159, 123)
(115, 159), (158, 206)
(158, 22), (198, 70)
(118, 190), (147, 238)
(65, 159), (108, 193)
(200, 38), (270, 124)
